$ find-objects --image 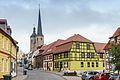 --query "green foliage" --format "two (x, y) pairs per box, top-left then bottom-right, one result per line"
(109, 43), (120, 71)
